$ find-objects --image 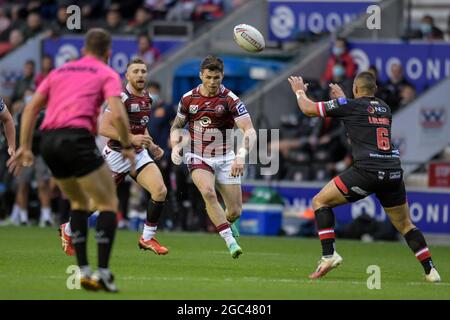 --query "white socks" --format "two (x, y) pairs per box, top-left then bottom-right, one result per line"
(65, 222), (73, 236)
(219, 228), (236, 247)
(142, 224), (157, 241)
